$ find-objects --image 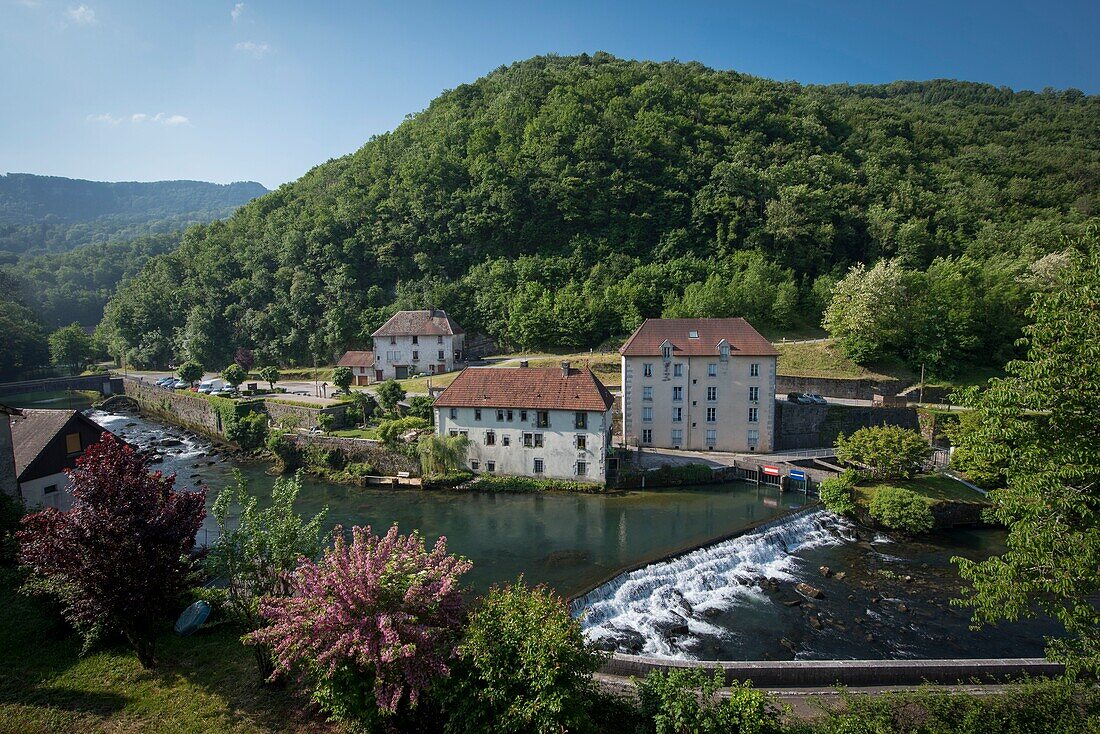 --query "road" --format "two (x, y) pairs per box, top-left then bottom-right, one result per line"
(126, 371), (344, 405)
